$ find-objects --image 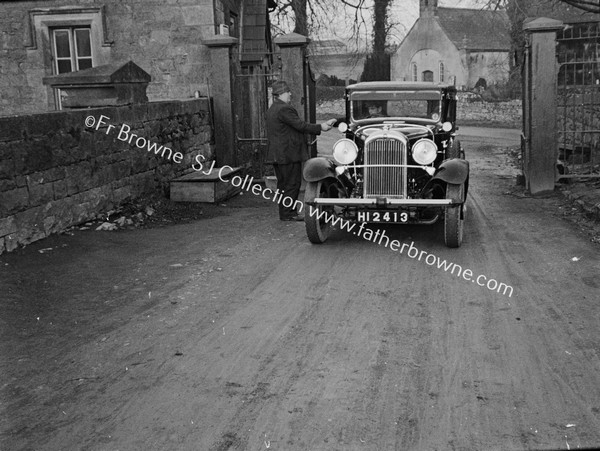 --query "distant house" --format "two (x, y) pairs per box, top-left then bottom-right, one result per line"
(309, 39), (348, 55)
(308, 39), (365, 84)
(390, 0), (510, 89)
